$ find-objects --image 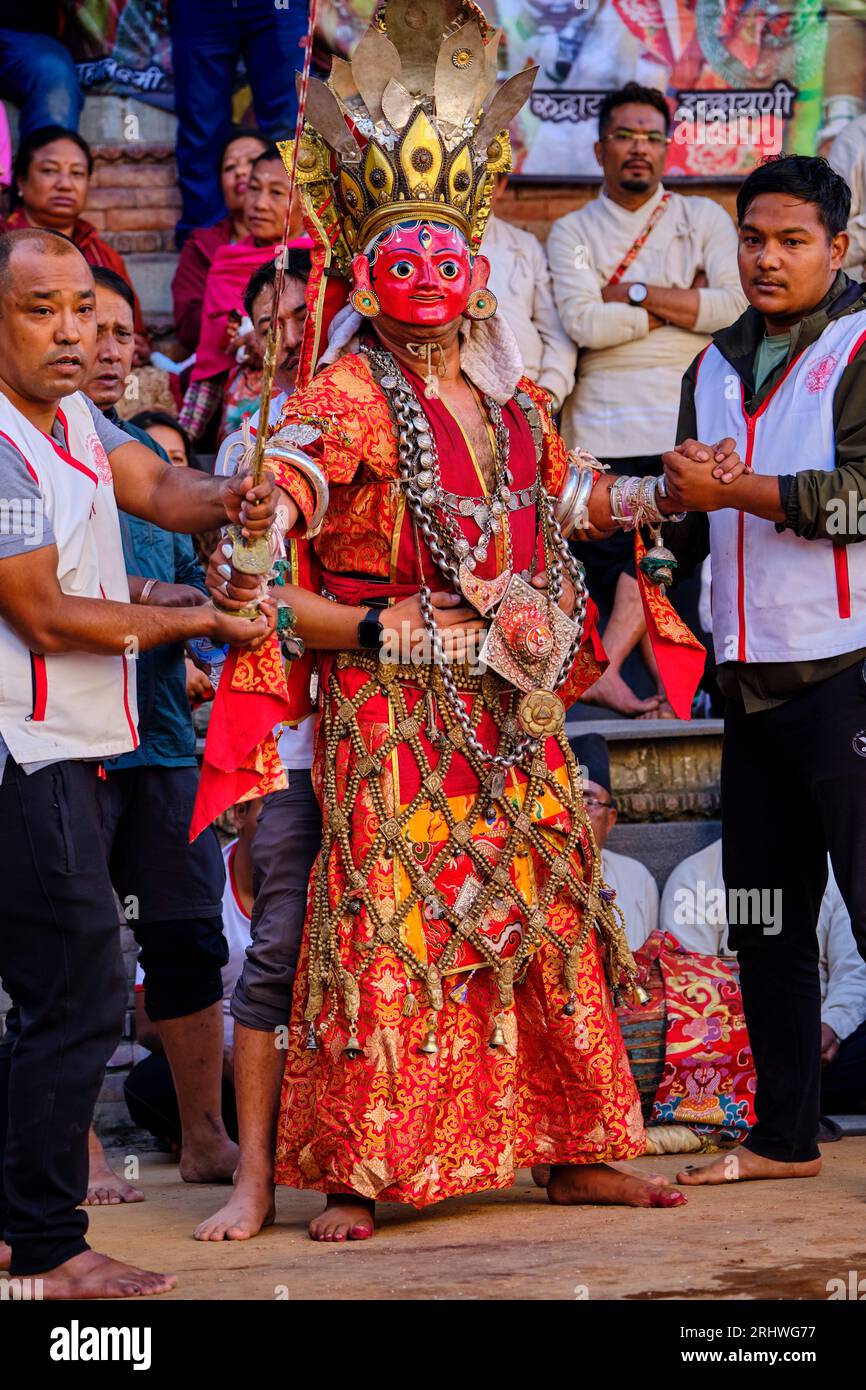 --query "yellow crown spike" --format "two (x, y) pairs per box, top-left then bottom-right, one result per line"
(398, 108), (445, 199)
